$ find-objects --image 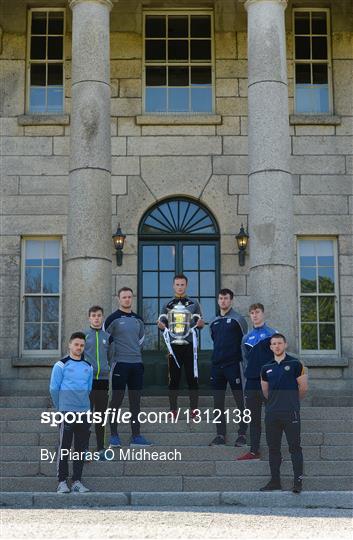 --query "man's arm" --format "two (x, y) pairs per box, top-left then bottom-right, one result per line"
(157, 301), (169, 330)
(297, 373), (308, 400)
(261, 378), (269, 400)
(49, 362), (64, 410)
